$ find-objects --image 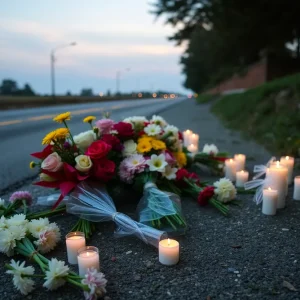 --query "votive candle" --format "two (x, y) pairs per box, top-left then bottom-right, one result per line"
(235, 170), (249, 187)
(77, 246), (100, 277)
(280, 156), (294, 185)
(225, 159), (236, 181)
(189, 133), (199, 146)
(183, 130), (193, 147)
(234, 154), (246, 172)
(262, 187), (278, 215)
(187, 143), (198, 154)
(159, 238), (179, 266)
(293, 176), (300, 200)
(66, 232), (86, 265)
